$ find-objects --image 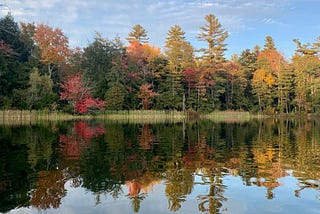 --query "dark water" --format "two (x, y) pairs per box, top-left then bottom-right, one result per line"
(0, 119), (319, 214)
